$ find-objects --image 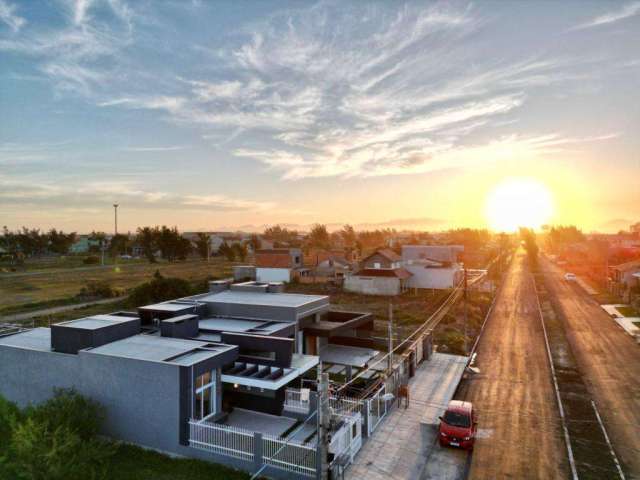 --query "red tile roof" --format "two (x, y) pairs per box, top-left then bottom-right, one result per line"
(357, 268), (412, 279)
